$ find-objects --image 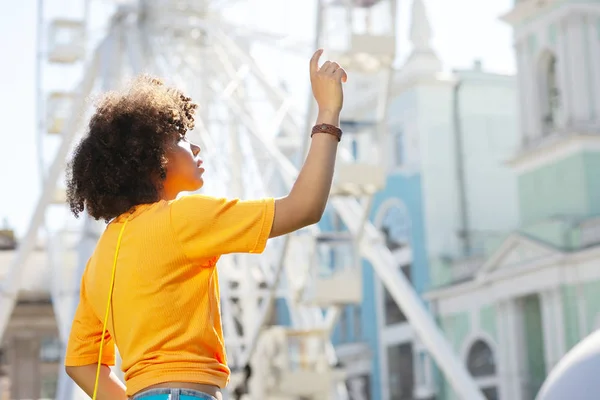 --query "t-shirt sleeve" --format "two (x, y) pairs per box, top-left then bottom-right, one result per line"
(64, 277), (115, 367)
(170, 194), (275, 260)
